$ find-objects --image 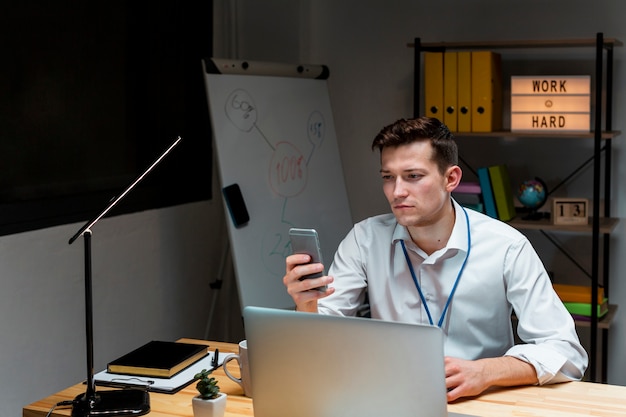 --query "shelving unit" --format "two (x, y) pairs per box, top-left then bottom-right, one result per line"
(410, 33), (621, 383)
